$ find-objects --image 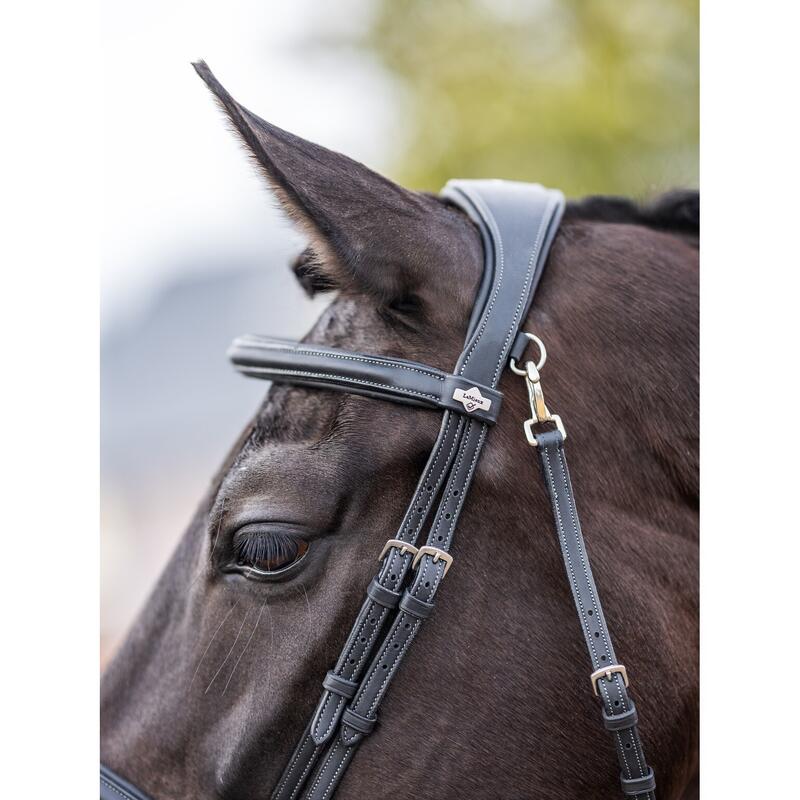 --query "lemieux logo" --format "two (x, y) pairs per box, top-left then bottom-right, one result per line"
(452, 386), (492, 413)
